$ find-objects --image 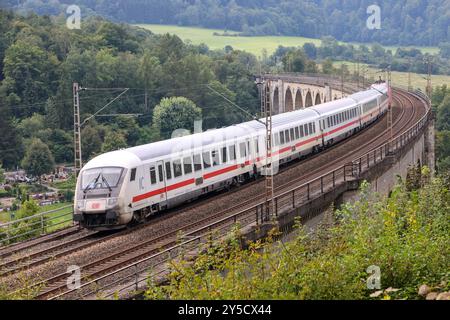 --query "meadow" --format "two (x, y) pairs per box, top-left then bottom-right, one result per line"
(334, 61), (450, 92)
(137, 24), (447, 91)
(137, 24), (440, 57)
